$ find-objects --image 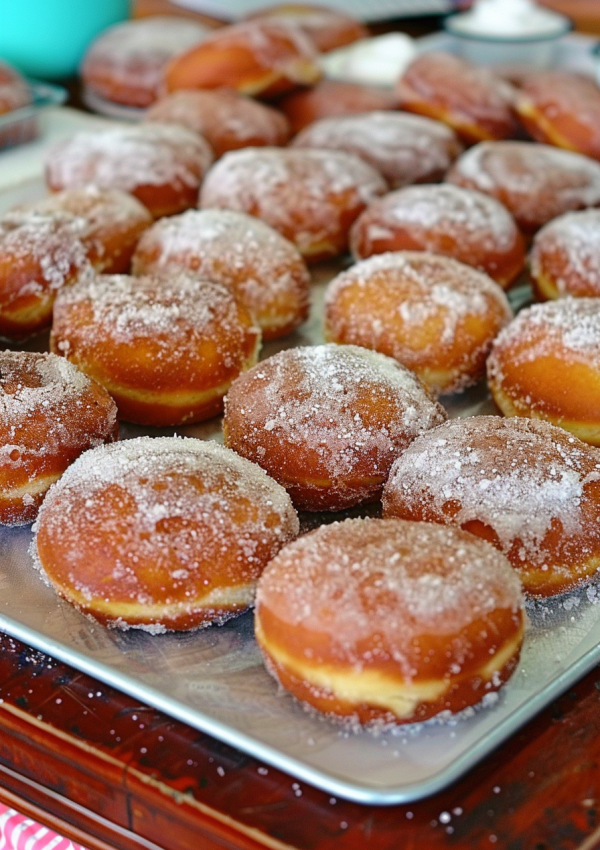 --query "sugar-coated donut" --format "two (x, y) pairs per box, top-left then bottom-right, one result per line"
(80, 16), (211, 108)
(45, 124), (214, 219)
(0, 351), (117, 526)
(277, 79), (398, 134)
(516, 71), (600, 162)
(324, 252), (512, 395)
(51, 273), (261, 427)
(291, 110), (463, 190)
(446, 141), (600, 235)
(223, 343), (446, 511)
(33, 436), (299, 631)
(530, 209), (600, 300)
(145, 88), (290, 157)
(0, 210), (92, 340)
(255, 516), (524, 725)
(487, 298), (600, 445)
(0, 60), (31, 115)
(22, 186), (153, 275)
(395, 52), (519, 144)
(164, 19), (321, 99)
(244, 4), (369, 53)
(132, 209), (310, 340)
(350, 184), (525, 288)
(199, 146), (386, 262)
(383, 416), (600, 597)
